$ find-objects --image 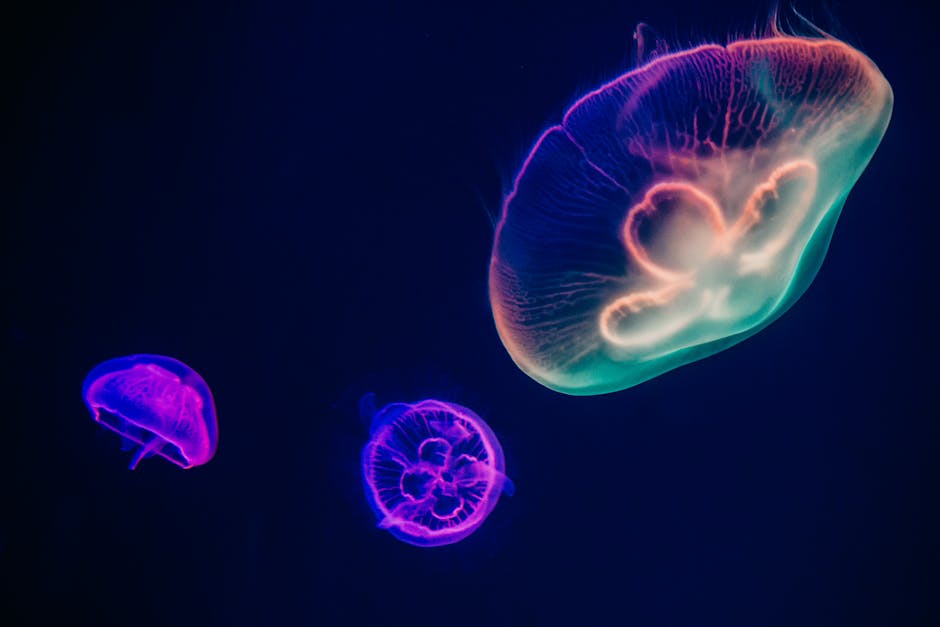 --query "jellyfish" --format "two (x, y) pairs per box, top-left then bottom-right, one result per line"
(82, 354), (218, 469)
(489, 25), (893, 395)
(360, 396), (513, 547)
